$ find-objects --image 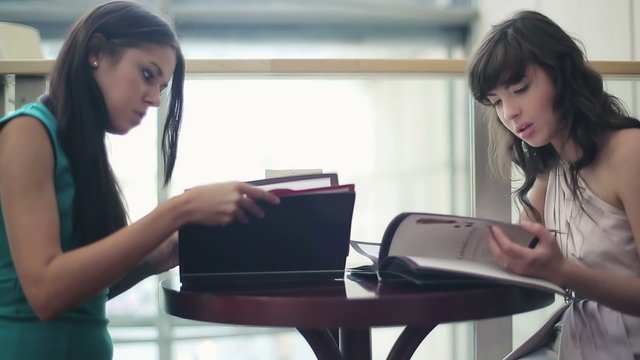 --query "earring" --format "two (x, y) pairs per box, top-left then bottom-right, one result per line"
(90, 61), (98, 68)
